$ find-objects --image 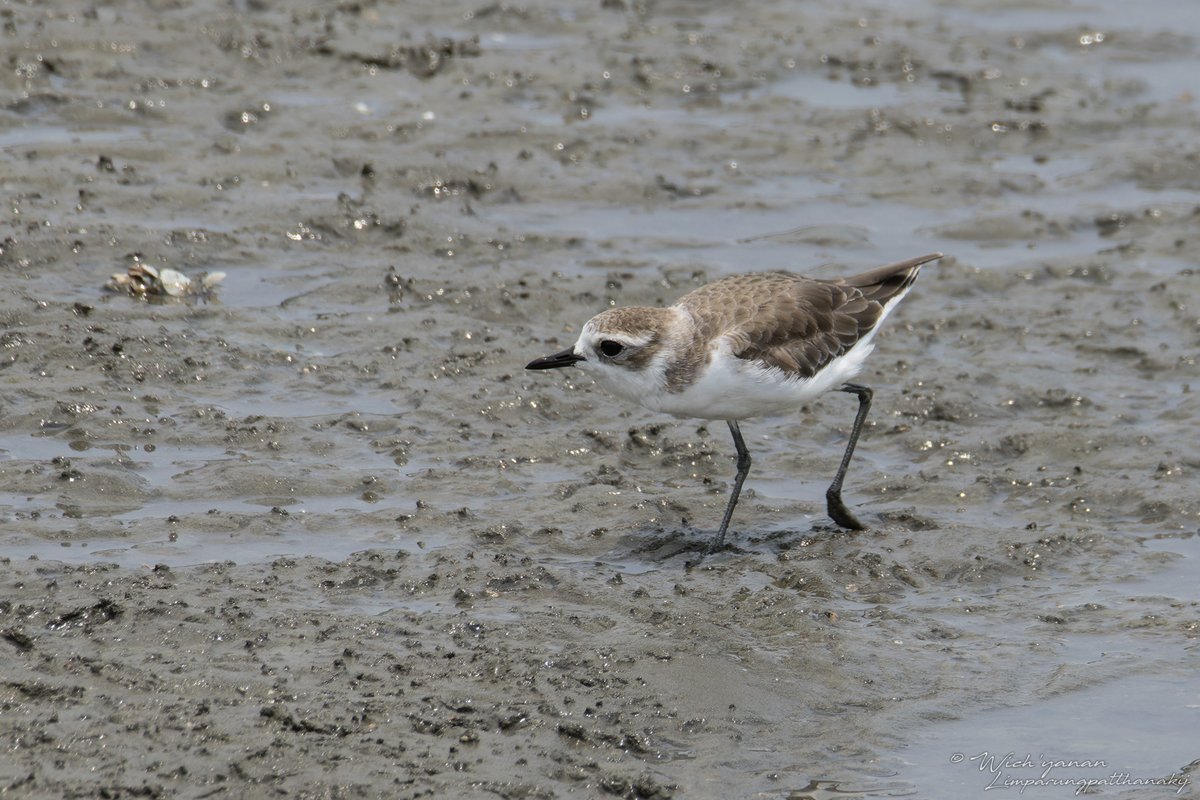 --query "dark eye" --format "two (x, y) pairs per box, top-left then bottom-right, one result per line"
(599, 340), (624, 358)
